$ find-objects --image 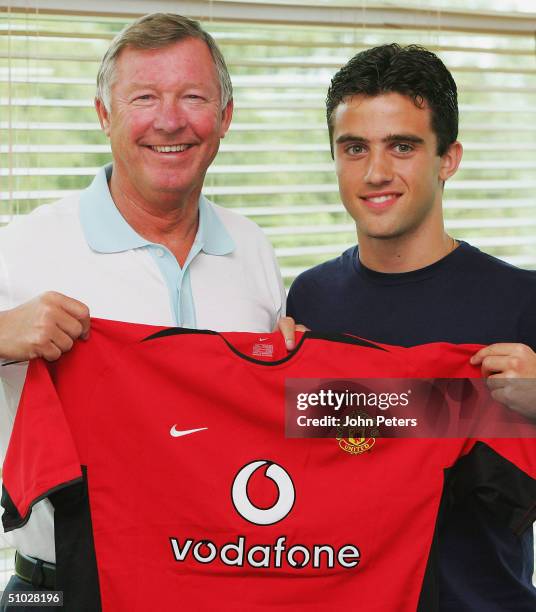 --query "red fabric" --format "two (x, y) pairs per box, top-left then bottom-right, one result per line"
(3, 319), (535, 611)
